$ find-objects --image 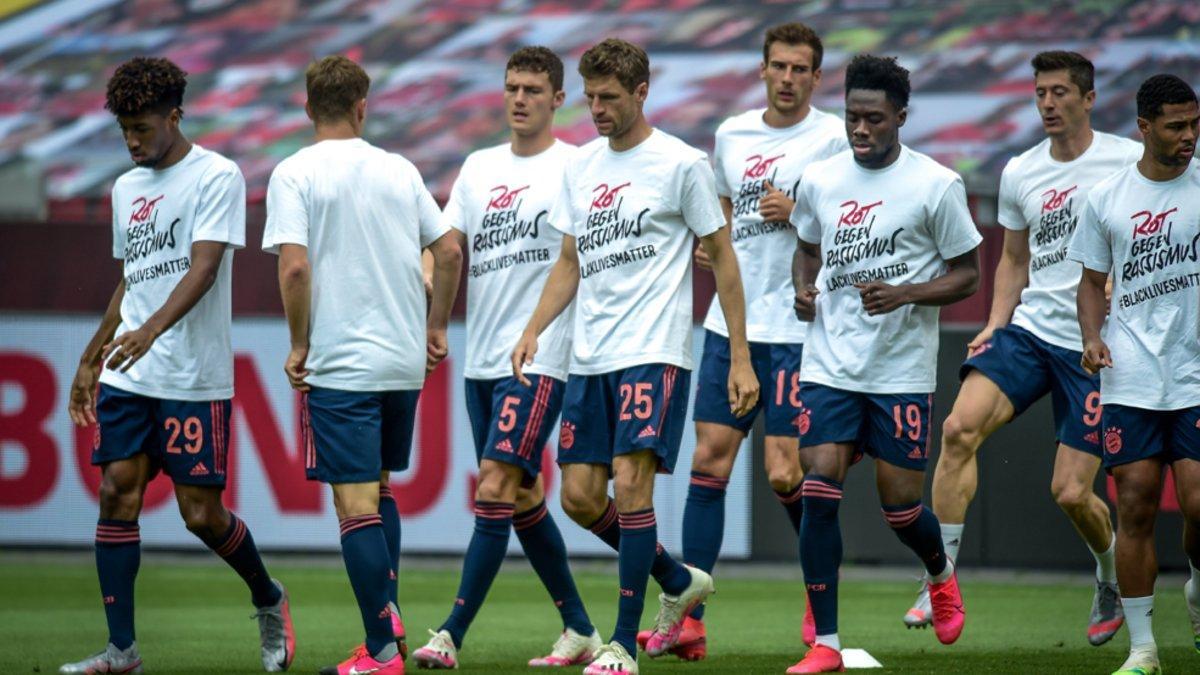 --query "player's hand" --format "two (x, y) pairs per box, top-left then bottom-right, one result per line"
(727, 356), (760, 418)
(967, 325), (998, 357)
(693, 242), (713, 271)
(1080, 338), (1113, 375)
(102, 326), (157, 373)
(511, 331), (539, 387)
(284, 345), (311, 391)
(68, 362), (101, 427)
(794, 284), (819, 322)
(855, 281), (909, 315)
(758, 180), (794, 223)
(426, 328), (449, 374)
